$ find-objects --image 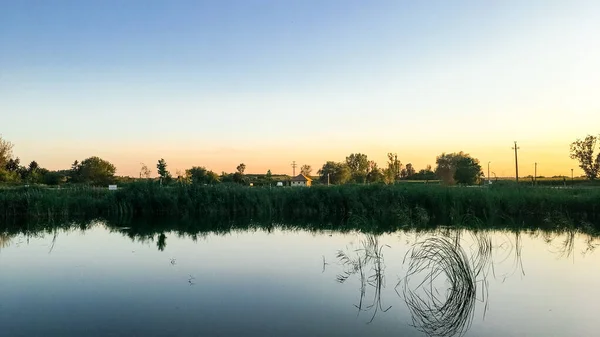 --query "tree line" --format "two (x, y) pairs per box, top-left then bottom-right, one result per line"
(0, 135), (484, 186)
(316, 152), (481, 185)
(2, 133), (598, 187)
